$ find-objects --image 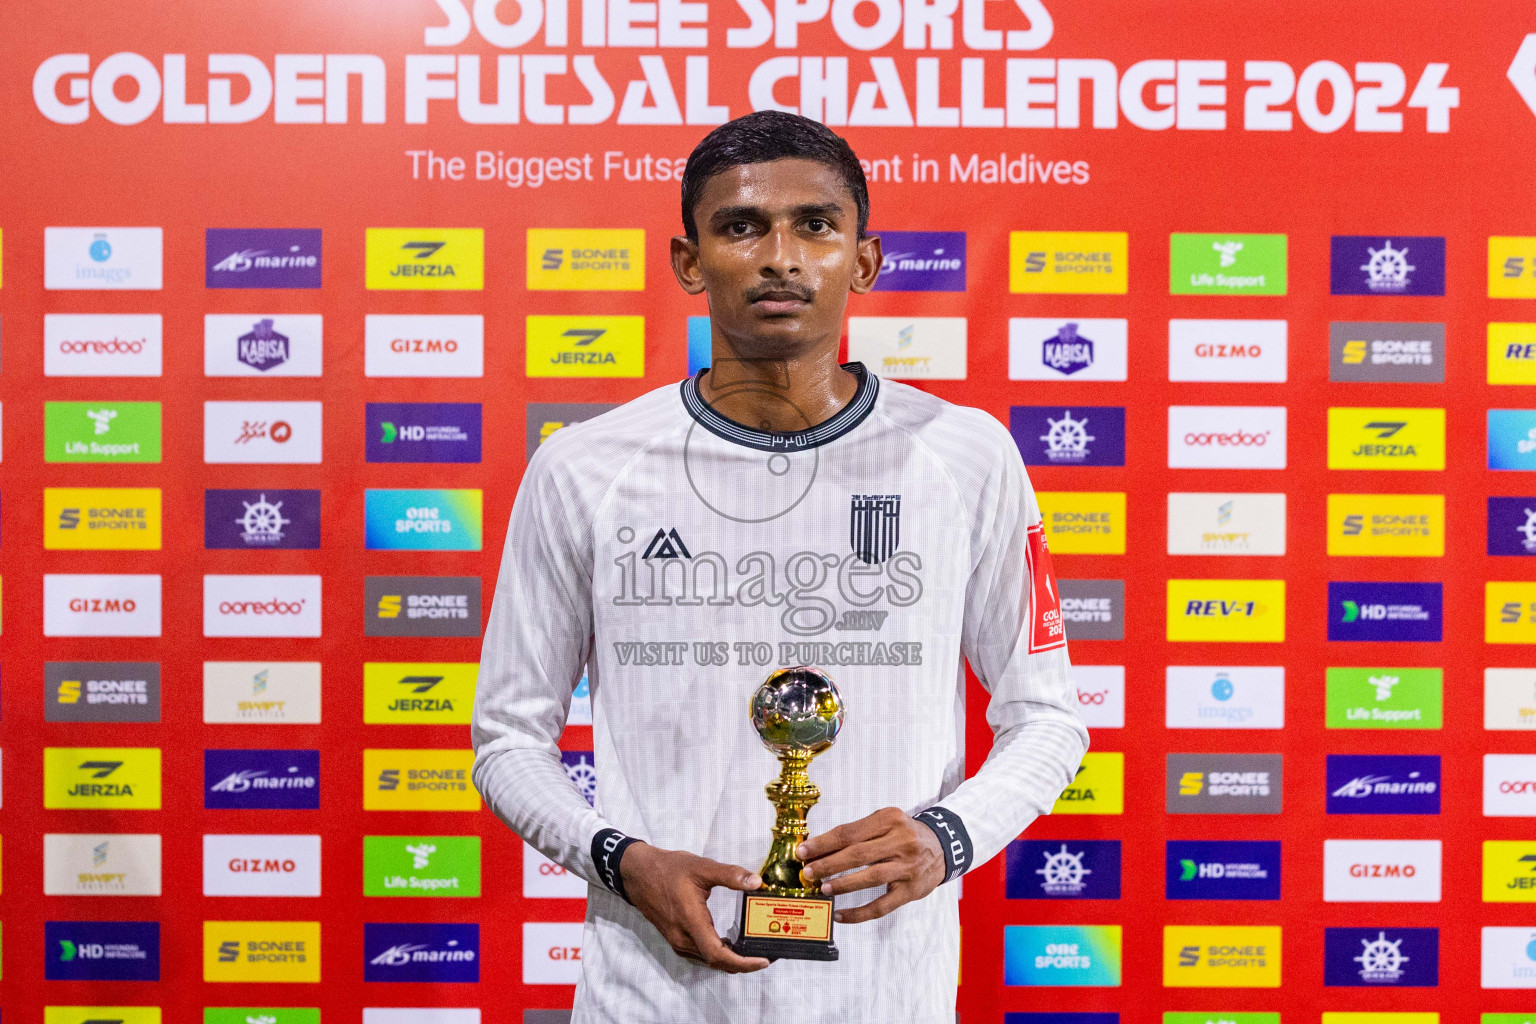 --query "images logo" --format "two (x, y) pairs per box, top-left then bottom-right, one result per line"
(44, 313), (163, 376)
(363, 663), (476, 725)
(1326, 667), (1443, 729)
(45, 921), (159, 980)
(1167, 406), (1287, 469)
(202, 921), (320, 983)
(1169, 234), (1287, 296)
(1324, 927), (1438, 986)
(1488, 581), (1536, 644)
(1162, 925), (1281, 987)
(846, 317), (968, 379)
(527, 228), (645, 291)
(203, 662), (323, 724)
(204, 401), (323, 464)
(206, 229), (321, 289)
(1167, 320), (1288, 383)
(1011, 407), (1126, 467)
(1060, 579), (1124, 641)
(1327, 407), (1446, 470)
(364, 749), (480, 811)
(1166, 754), (1283, 814)
(365, 228), (483, 290)
(45, 401), (161, 463)
(205, 749), (320, 810)
(524, 402), (618, 459)
(1037, 492), (1126, 554)
(1480, 926), (1536, 988)
(1327, 754), (1441, 814)
(363, 836), (481, 897)
(1489, 322), (1536, 385)
(205, 489), (320, 550)
(1484, 754), (1536, 817)
(1323, 839), (1442, 902)
(45, 227), (163, 290)
(1051, 752), (1124, 815)
(1010, 232), (1128, 294)
(365, 490), (482, 552)
(203, 575), (321, 638)
(1483, 841), (1536, 902)
(1166, 493), (1287, 556)
(365, 314), (483, 378)
(1330, 322), (1445, 383)
(45, 662), (160, 723)
(202, 834), (321, 896)
(1485, 668), (1536, 731)
(43, 574), (162, 637)
(43, 832), (162, 896)
(1489, 409), (1536, 471)
(44, 488), (161, 550)
(366, 403), (482, 463)
(1164, 666), (1285, 729)
(1166, 580), (1285, 643)
(1009, 319), (1129, 381)
(204, 314), (323, 376)
(1330, 236), (1445, 296)
(1003, 925), (1122, 986)
(1327, 493), (1444, 557)
(871, 230), (966, 291)
(525, 315), (645, 378)
(1165, 841), (1280, 900)
(363, 923), (479, 983)
(1006, 840), (1122, 899)
(365, 577), (481, 638)
(1329, 581), (1442, 642)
